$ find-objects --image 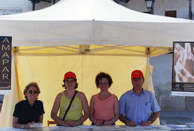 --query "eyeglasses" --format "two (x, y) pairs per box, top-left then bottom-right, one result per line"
(28, 90), (38, 94)
(99, 82), (108, 85)
(65, 80), (75, 84)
